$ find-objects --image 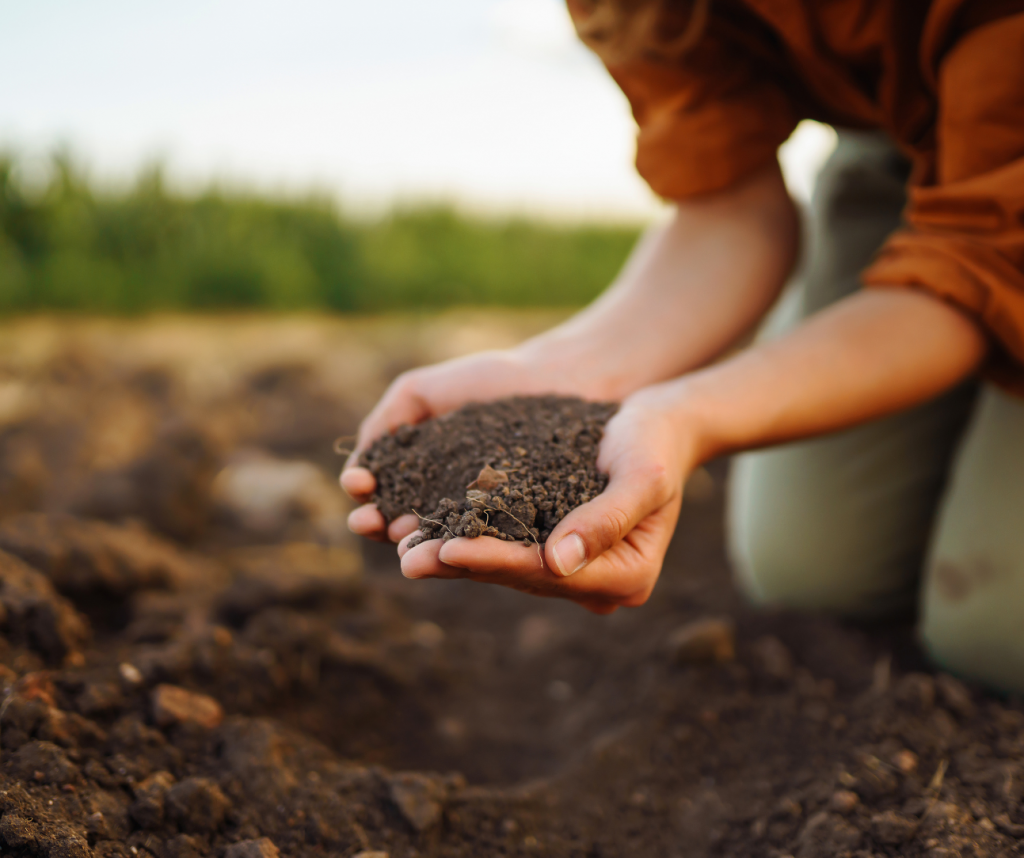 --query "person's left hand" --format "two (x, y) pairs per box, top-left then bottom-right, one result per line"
(396, 384), (695, 614)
